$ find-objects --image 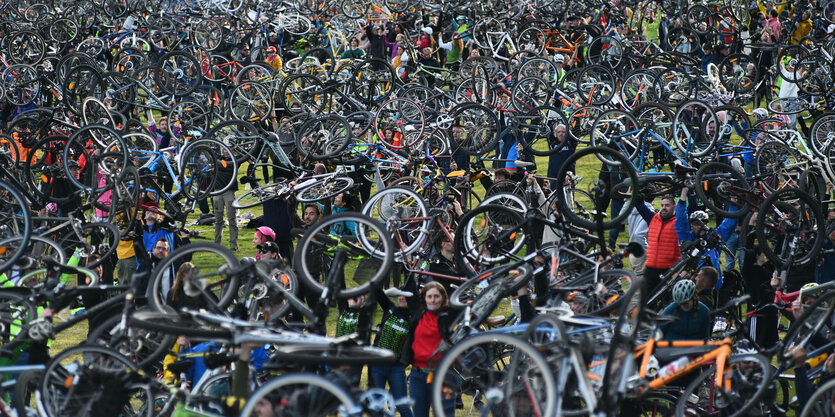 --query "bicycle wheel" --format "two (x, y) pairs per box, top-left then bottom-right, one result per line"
(430, 332), (557, 417)
(233, 182), (288, 209)
(154, 51), (202, 97)
(295, 114), (352, 161)
(754, 138), (799, 192)
(295, 177), (354, 203)
(7, 30), (45, 65)
(361, 186), (429, 258)
(810, 112), (835, 159)
(295, 212), (393, 299)
(278, 73), (330, 114)
(518, 105), (569, 156)
(718, 53), (757, 94)
(148, 243), (241, 313)
(86, 308), (175, 371)
(654, 67), (694, 107)
(13, 369), (42, 417)
(350, 58), (397, 104)
(0, 291), (37, 343)
(454, 204), (527, 272)
(589, 109), (641, 165)
(781, 288), (835, 362)
(560, 268), (636, 316)
(555, 146), (638, 231)
(576, 64), (616, 105)
(0, 181), (32, 275)
(180, 139), (237, 196)
(448, 263), (532, 310)
(55, 222), (119, 269)
(62, 64), (106, 114)
(567, 105), (604, 144)
(801, 376), (835, 417)
(447, 103), (500, 157)
(620, 69), (659, 110)
(674, 354), (772, 417)
(631, 102), (674, 145)
(228, 81), (273, 122)
(178, 144), (218, 201)
(39, 345), (151, 417)
(240, 373), (358, 417)
(673, 100), (718, 158)
(62, 124), (129, 193)
(694, 161), (750, 219)
(511, 76), (552, 111)
(756, 187), (824, 267)
(374, 97), (426, 150)
(206, 119), (261, 164)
